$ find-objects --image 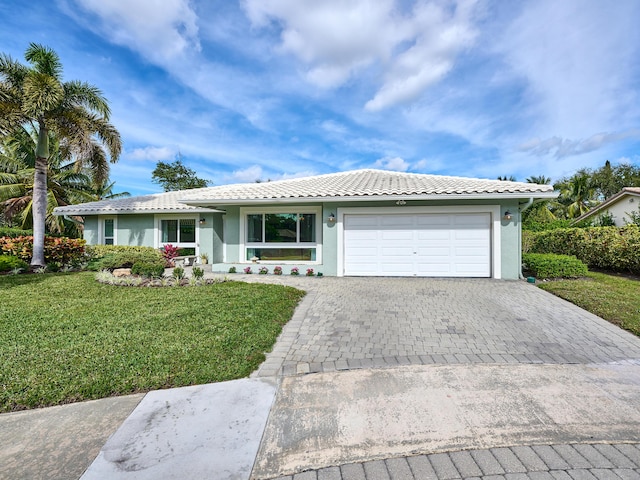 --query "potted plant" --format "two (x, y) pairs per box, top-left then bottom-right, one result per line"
(290, 267), (300, 276)
(200, 253), (209, 264)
